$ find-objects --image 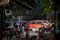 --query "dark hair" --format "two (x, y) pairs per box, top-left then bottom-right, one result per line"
(41, 24), (43, 25)
(13, 23), (16, 27)
(5, 23), (9, 27)
(14, 25), (18, 28)
(39, 28), (41, 30)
